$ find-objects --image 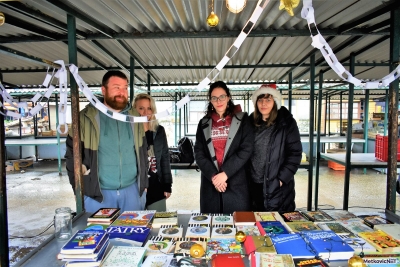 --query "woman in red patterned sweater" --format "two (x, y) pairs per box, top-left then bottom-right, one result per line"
(194, 81), (254, 214)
